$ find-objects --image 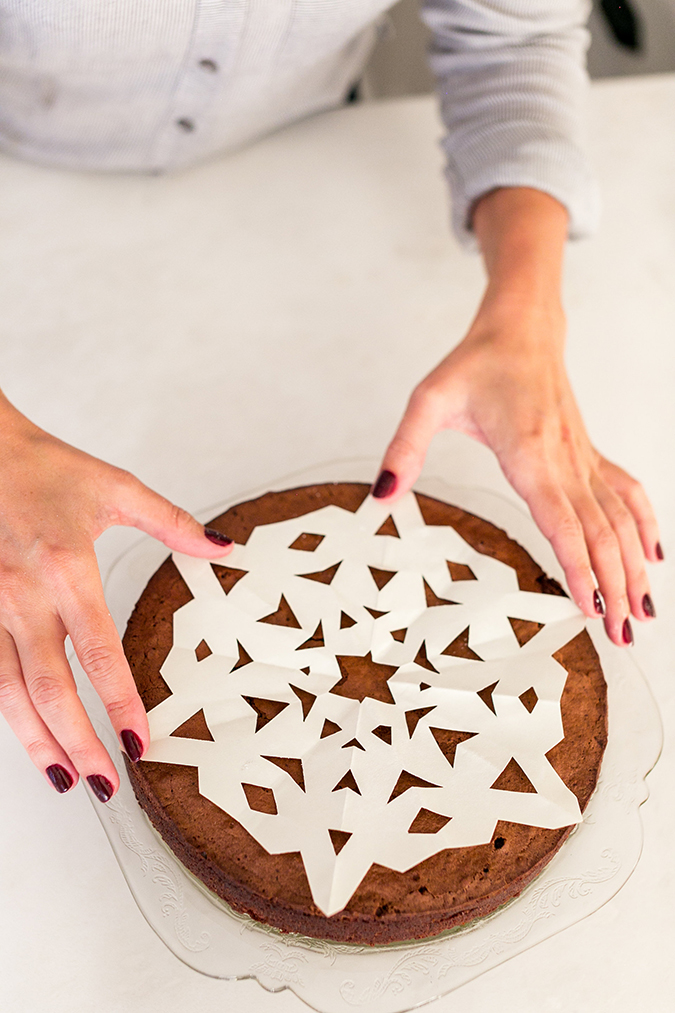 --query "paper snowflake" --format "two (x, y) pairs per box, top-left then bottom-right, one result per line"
(145, 492), (586, 916)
